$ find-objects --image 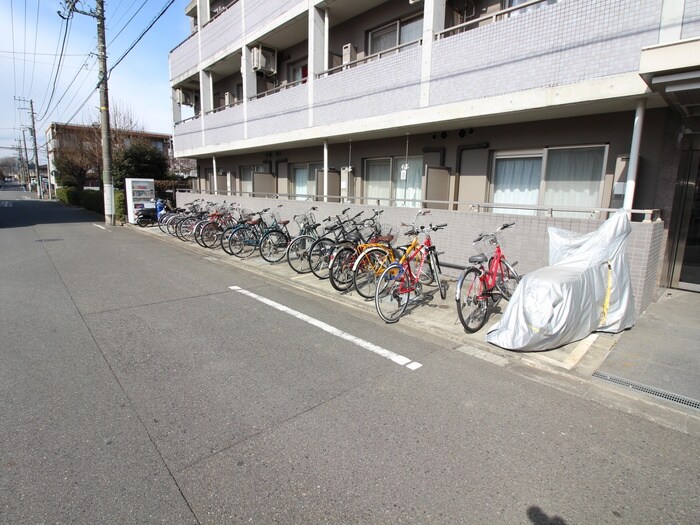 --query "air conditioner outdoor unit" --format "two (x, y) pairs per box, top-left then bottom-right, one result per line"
(177, 89), (195, 106)
(252, 46), (277, 75)
(342, 43), (357, 65)
(224, 91), (232, 106)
